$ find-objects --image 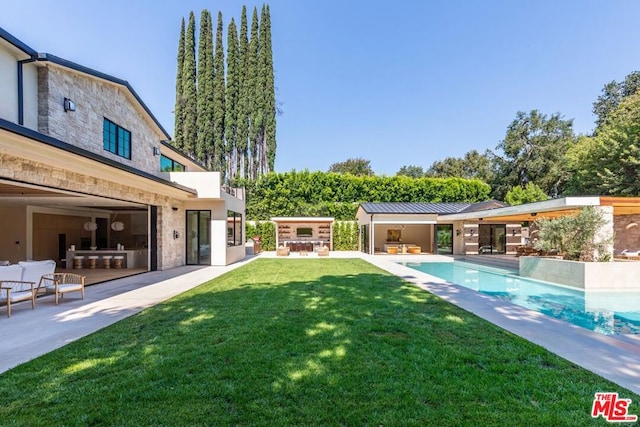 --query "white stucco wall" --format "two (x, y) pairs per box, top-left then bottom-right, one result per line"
(0, 47), (18, 123)
(22, 62), (38, 130)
